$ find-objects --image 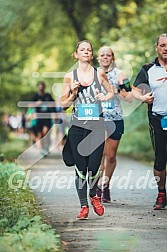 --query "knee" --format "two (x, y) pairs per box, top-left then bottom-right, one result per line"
(154, 160), (166, 171)
(106, 154), (116, 164)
